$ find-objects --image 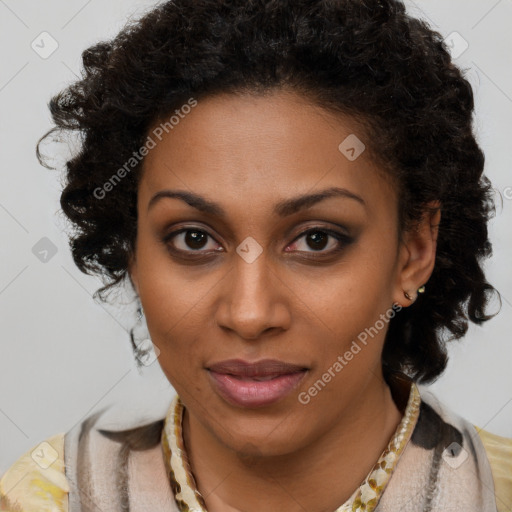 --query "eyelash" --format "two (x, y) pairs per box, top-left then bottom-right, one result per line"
(160, 226), (353, 260)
